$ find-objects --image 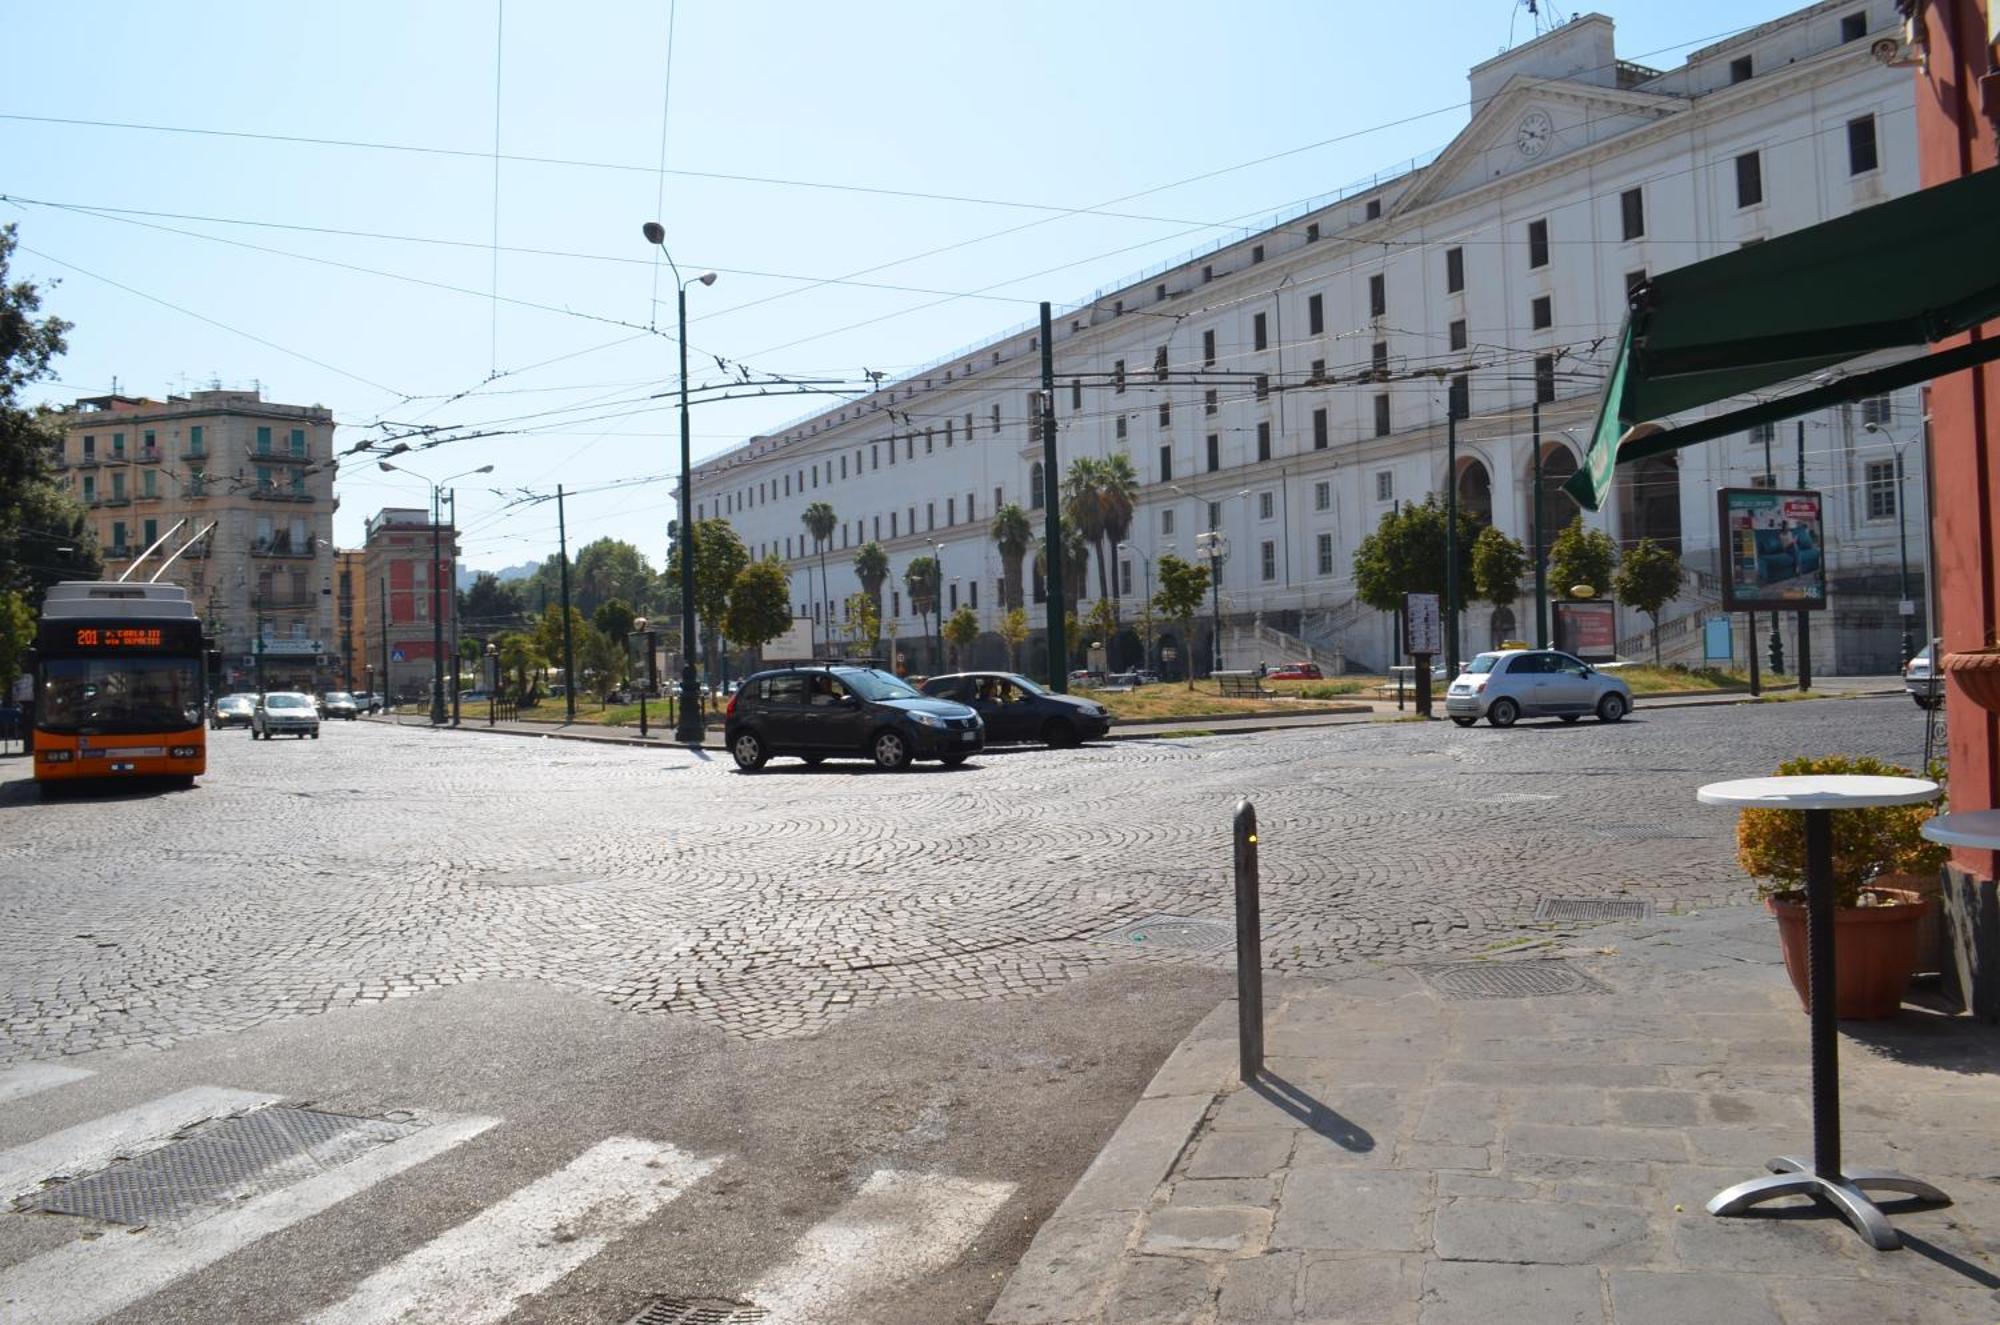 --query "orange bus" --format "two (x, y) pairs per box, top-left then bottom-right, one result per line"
(32, 581), (207, 789)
